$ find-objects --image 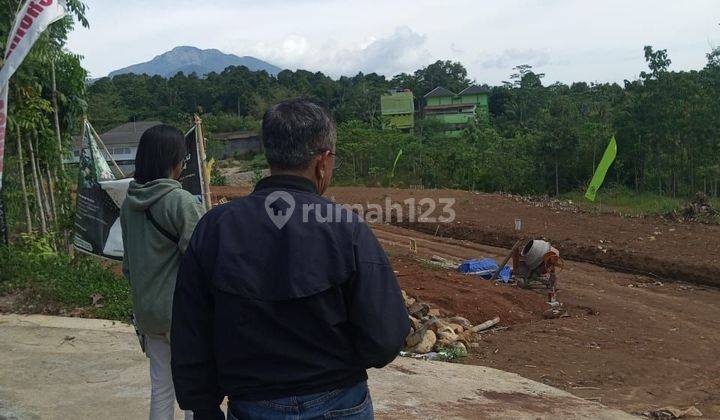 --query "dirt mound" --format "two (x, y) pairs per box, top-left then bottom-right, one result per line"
(392, 255), (548, 326)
